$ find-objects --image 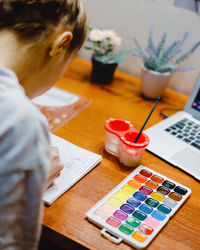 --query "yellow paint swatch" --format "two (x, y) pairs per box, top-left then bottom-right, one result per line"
(151, 192), (165, 202)
(107, 197), (123, 207)
(121, 185), (135, 195)
(115, 191), (129, 201)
